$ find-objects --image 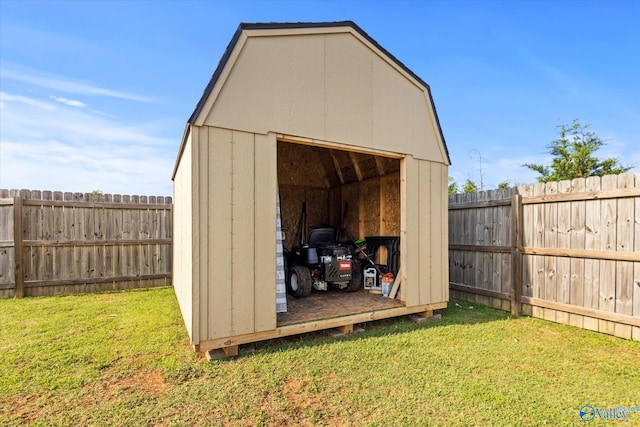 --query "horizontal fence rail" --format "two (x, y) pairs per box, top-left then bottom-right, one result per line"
(448, 173), (640, 341)
(0, 189), (173, 298)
